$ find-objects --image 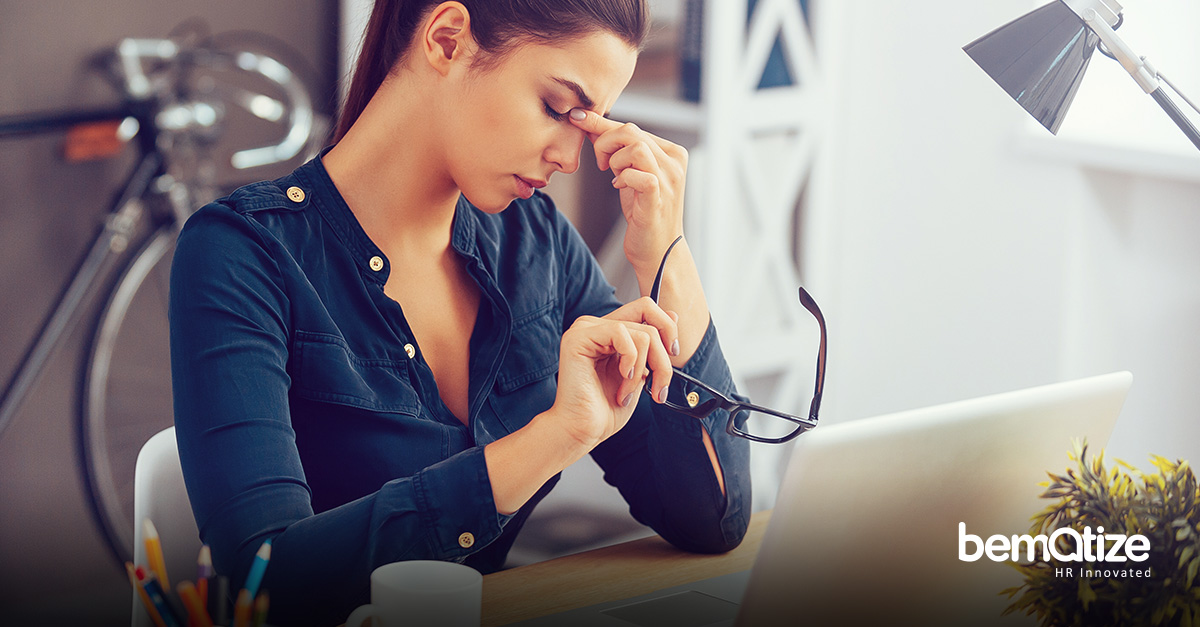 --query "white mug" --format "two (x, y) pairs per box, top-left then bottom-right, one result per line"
(345, 560), (482, 627)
